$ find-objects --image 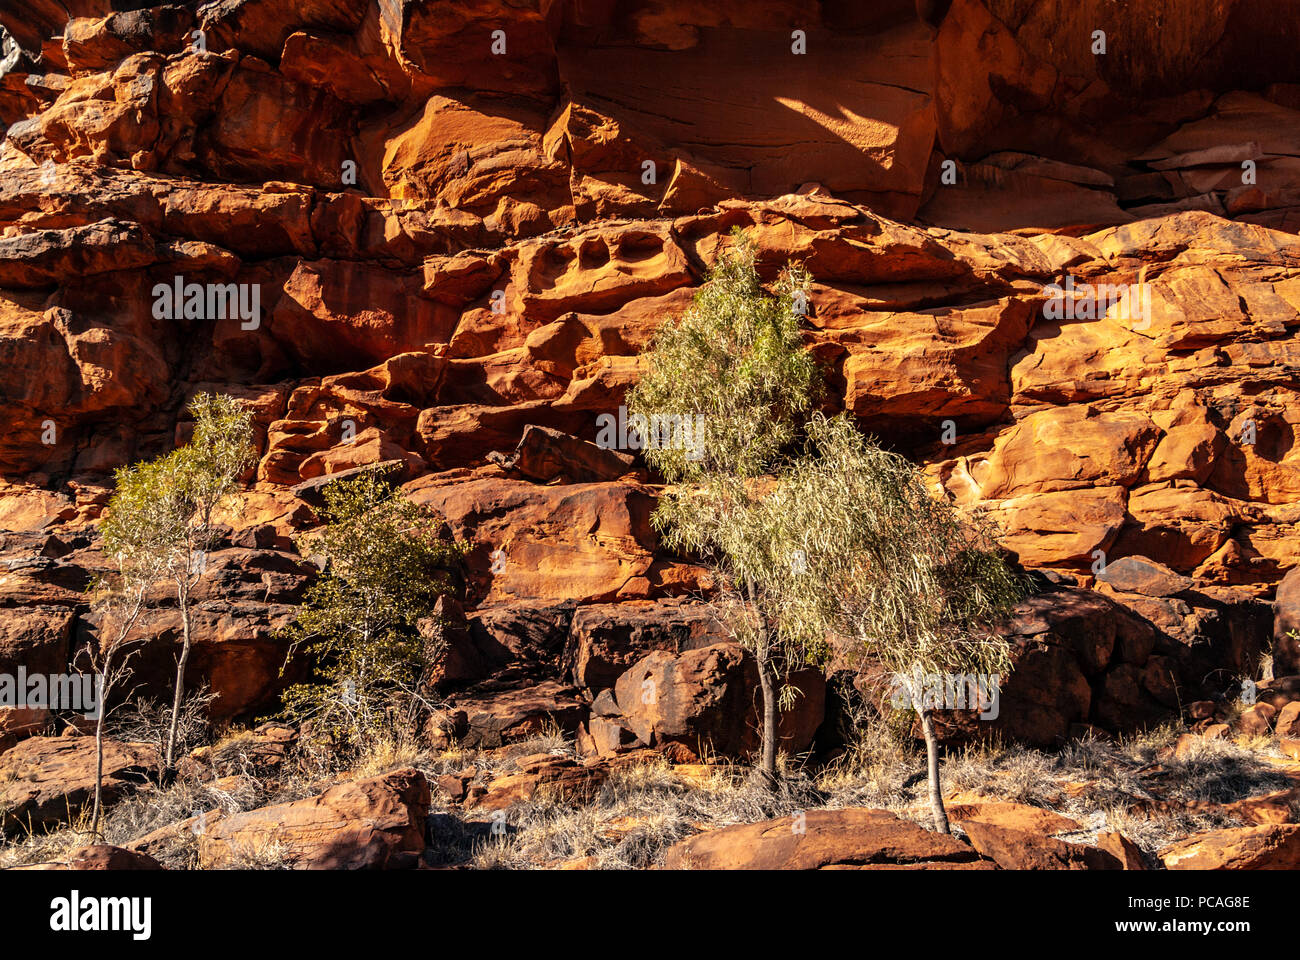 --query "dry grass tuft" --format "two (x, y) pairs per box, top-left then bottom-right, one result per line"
(5, 708), (1296, 870)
